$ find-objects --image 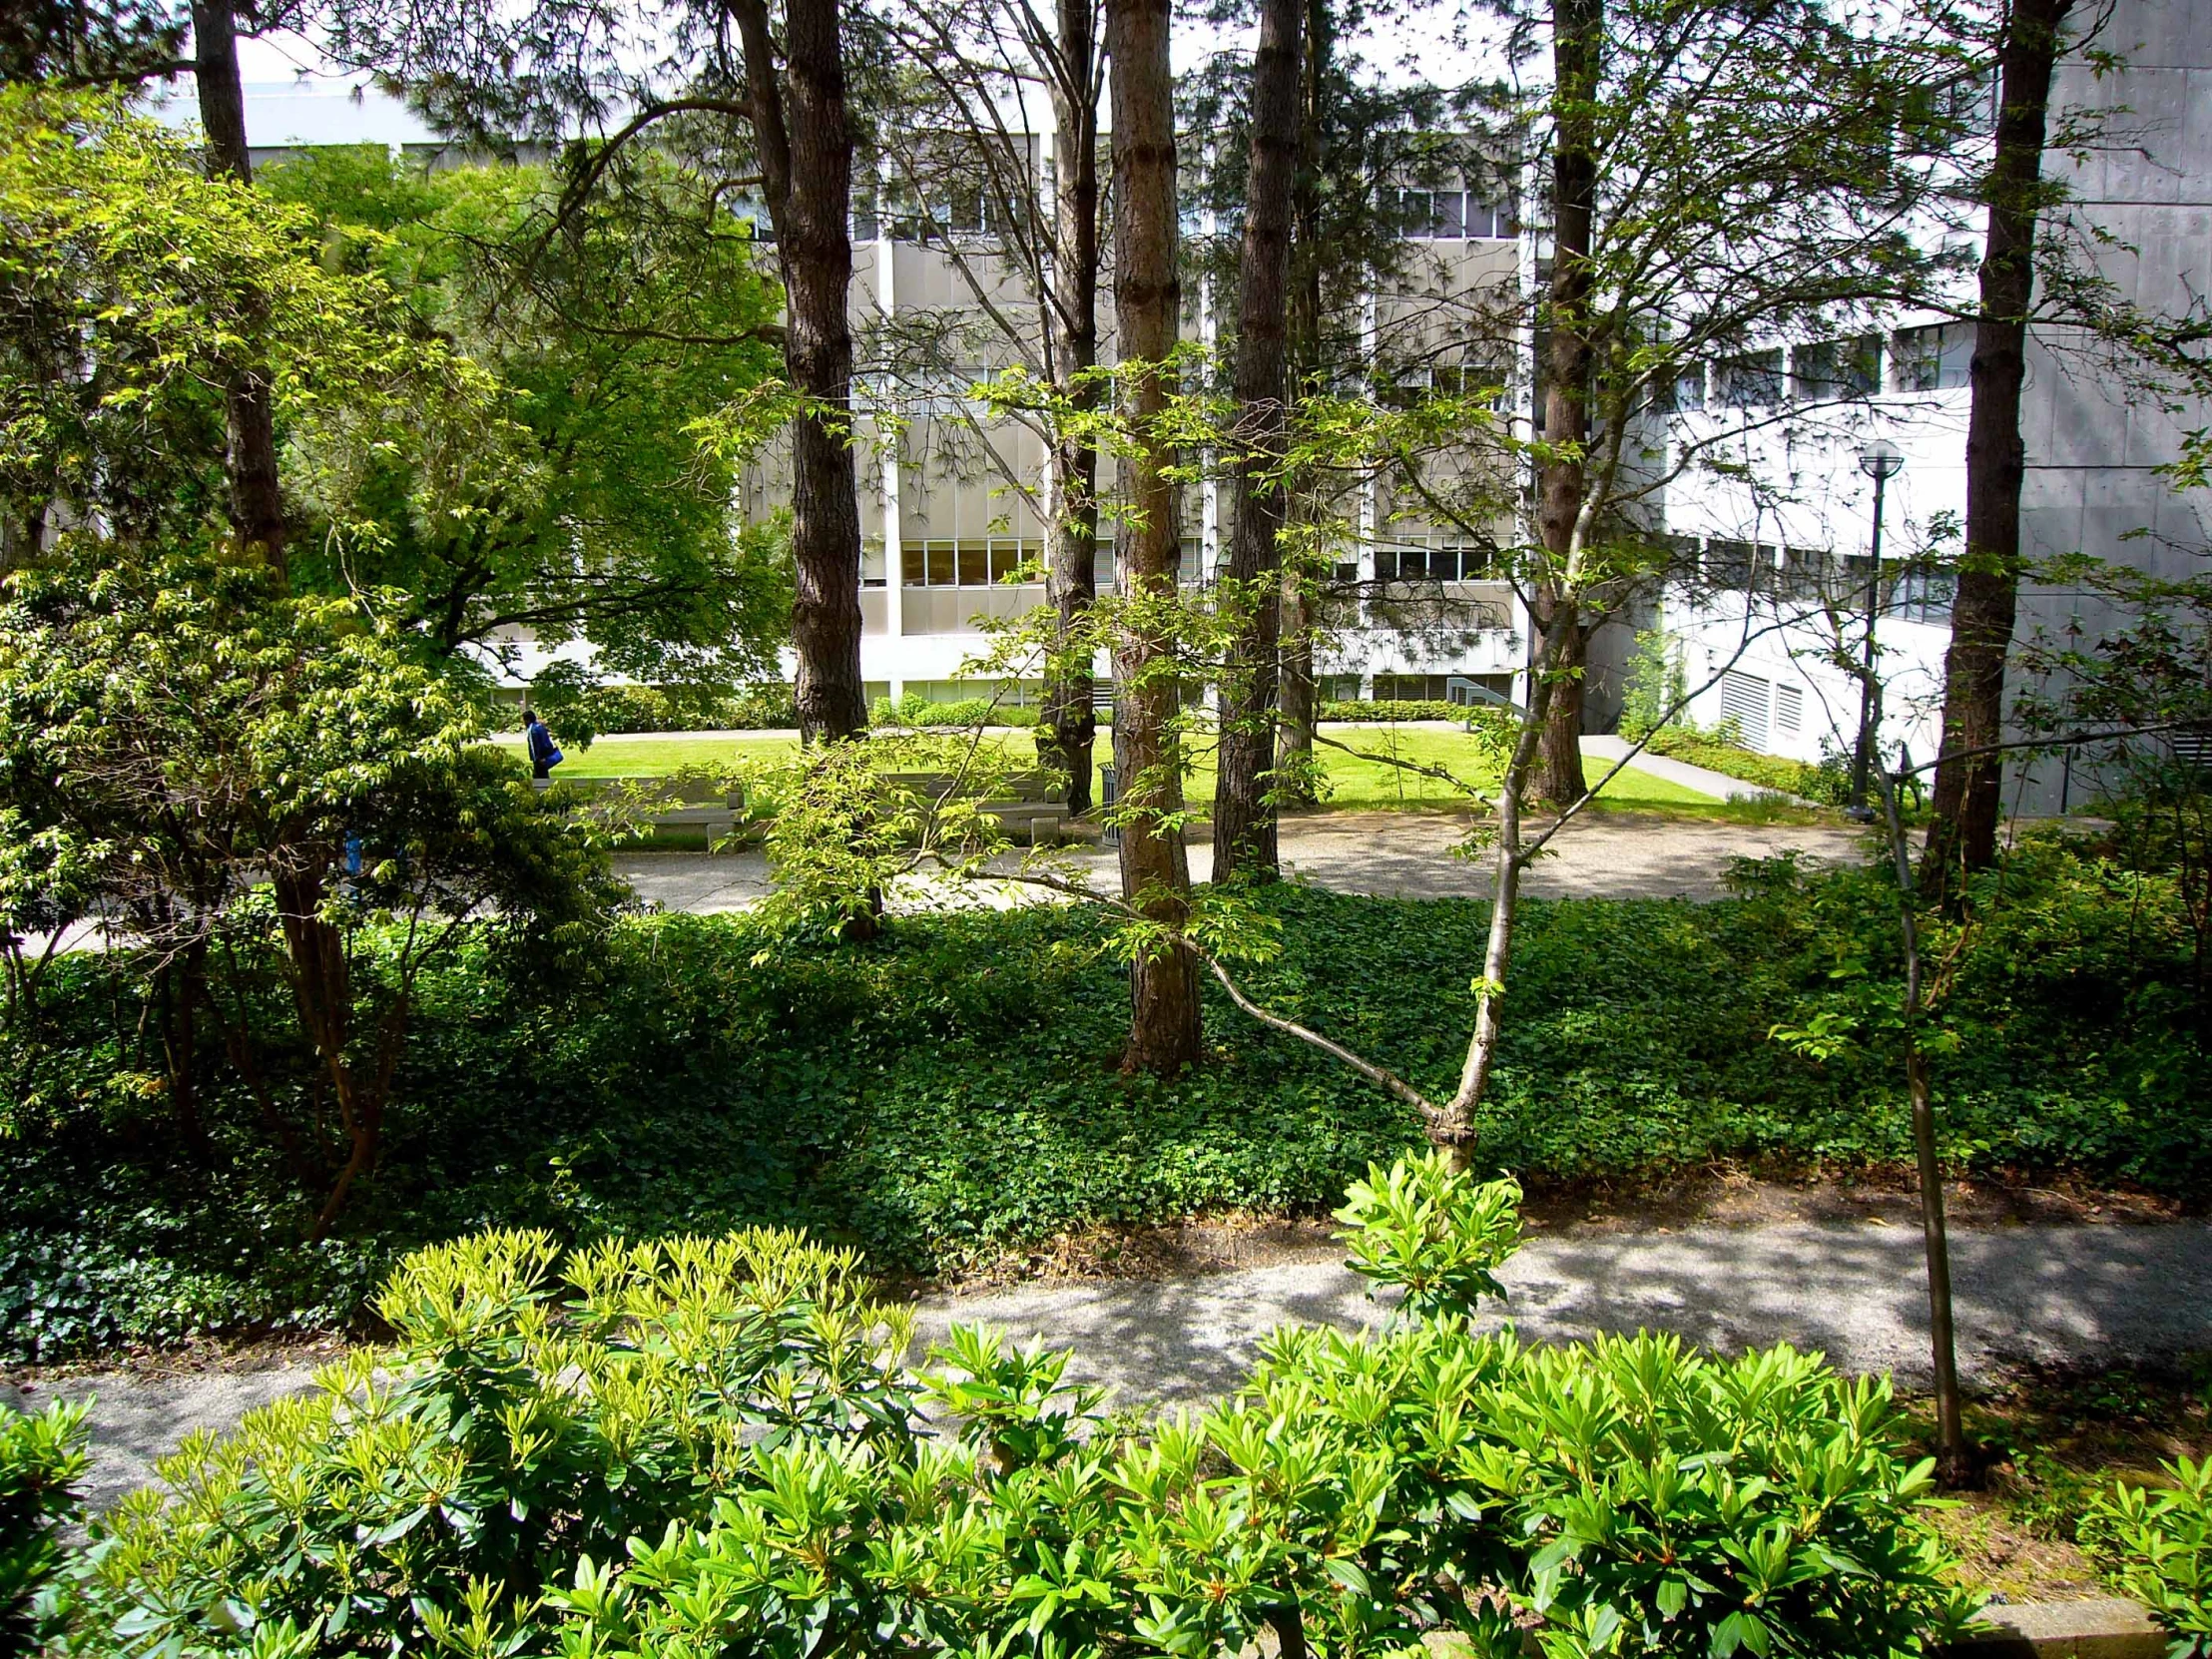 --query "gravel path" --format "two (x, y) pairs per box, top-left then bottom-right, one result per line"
(15, 1216), (2208, 1514)
(614, 810), (1871, 913)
